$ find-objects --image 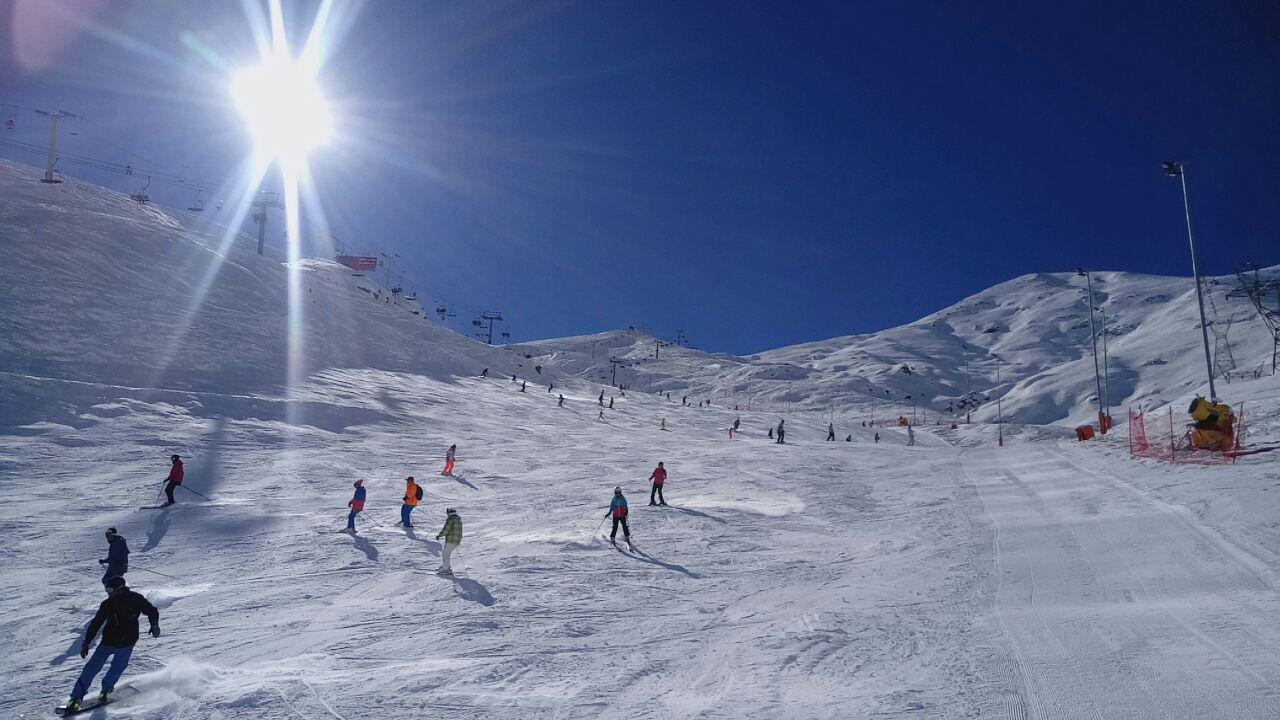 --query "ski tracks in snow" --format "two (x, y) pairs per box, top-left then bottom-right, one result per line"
(964, 444), (1280, 719)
